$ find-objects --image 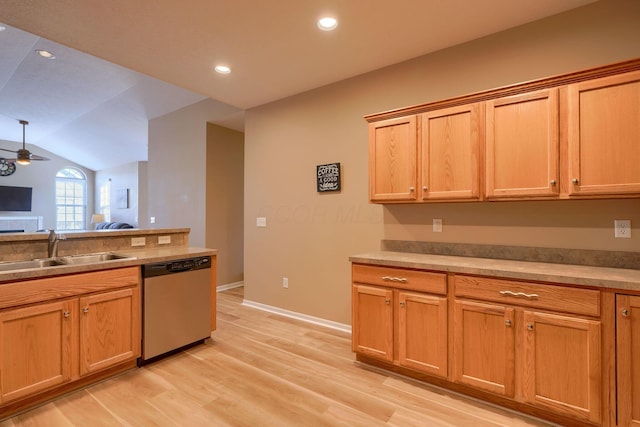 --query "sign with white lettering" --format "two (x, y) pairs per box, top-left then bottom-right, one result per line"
(316, 163), (341, 192)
